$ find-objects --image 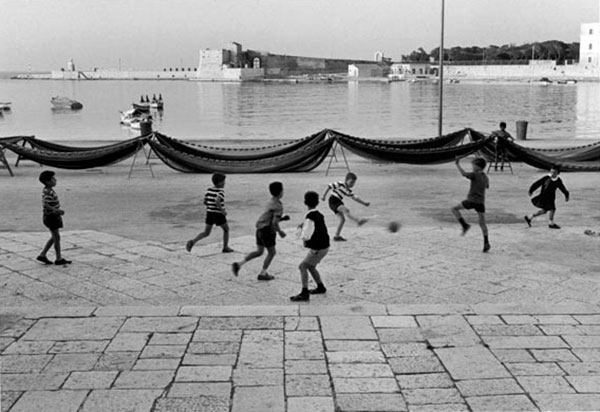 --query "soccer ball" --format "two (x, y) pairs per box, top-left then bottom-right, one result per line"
(388, 221), (401, 233)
